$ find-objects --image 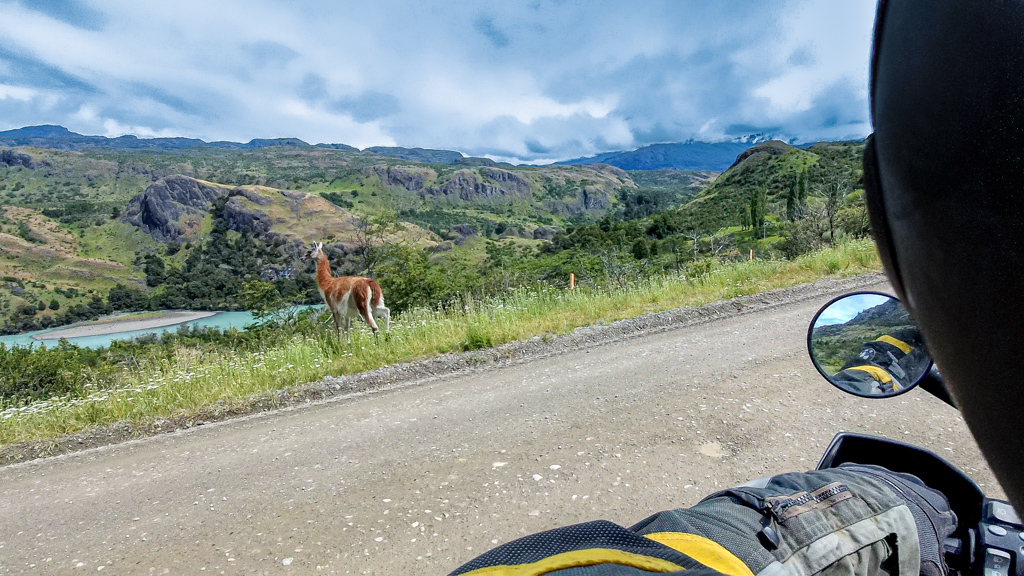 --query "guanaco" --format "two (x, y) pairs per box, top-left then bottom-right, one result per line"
(306, 242), (390, 343)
